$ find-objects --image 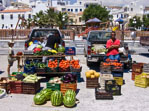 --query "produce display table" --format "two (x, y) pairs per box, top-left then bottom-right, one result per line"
(13, 54), (75, 72)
